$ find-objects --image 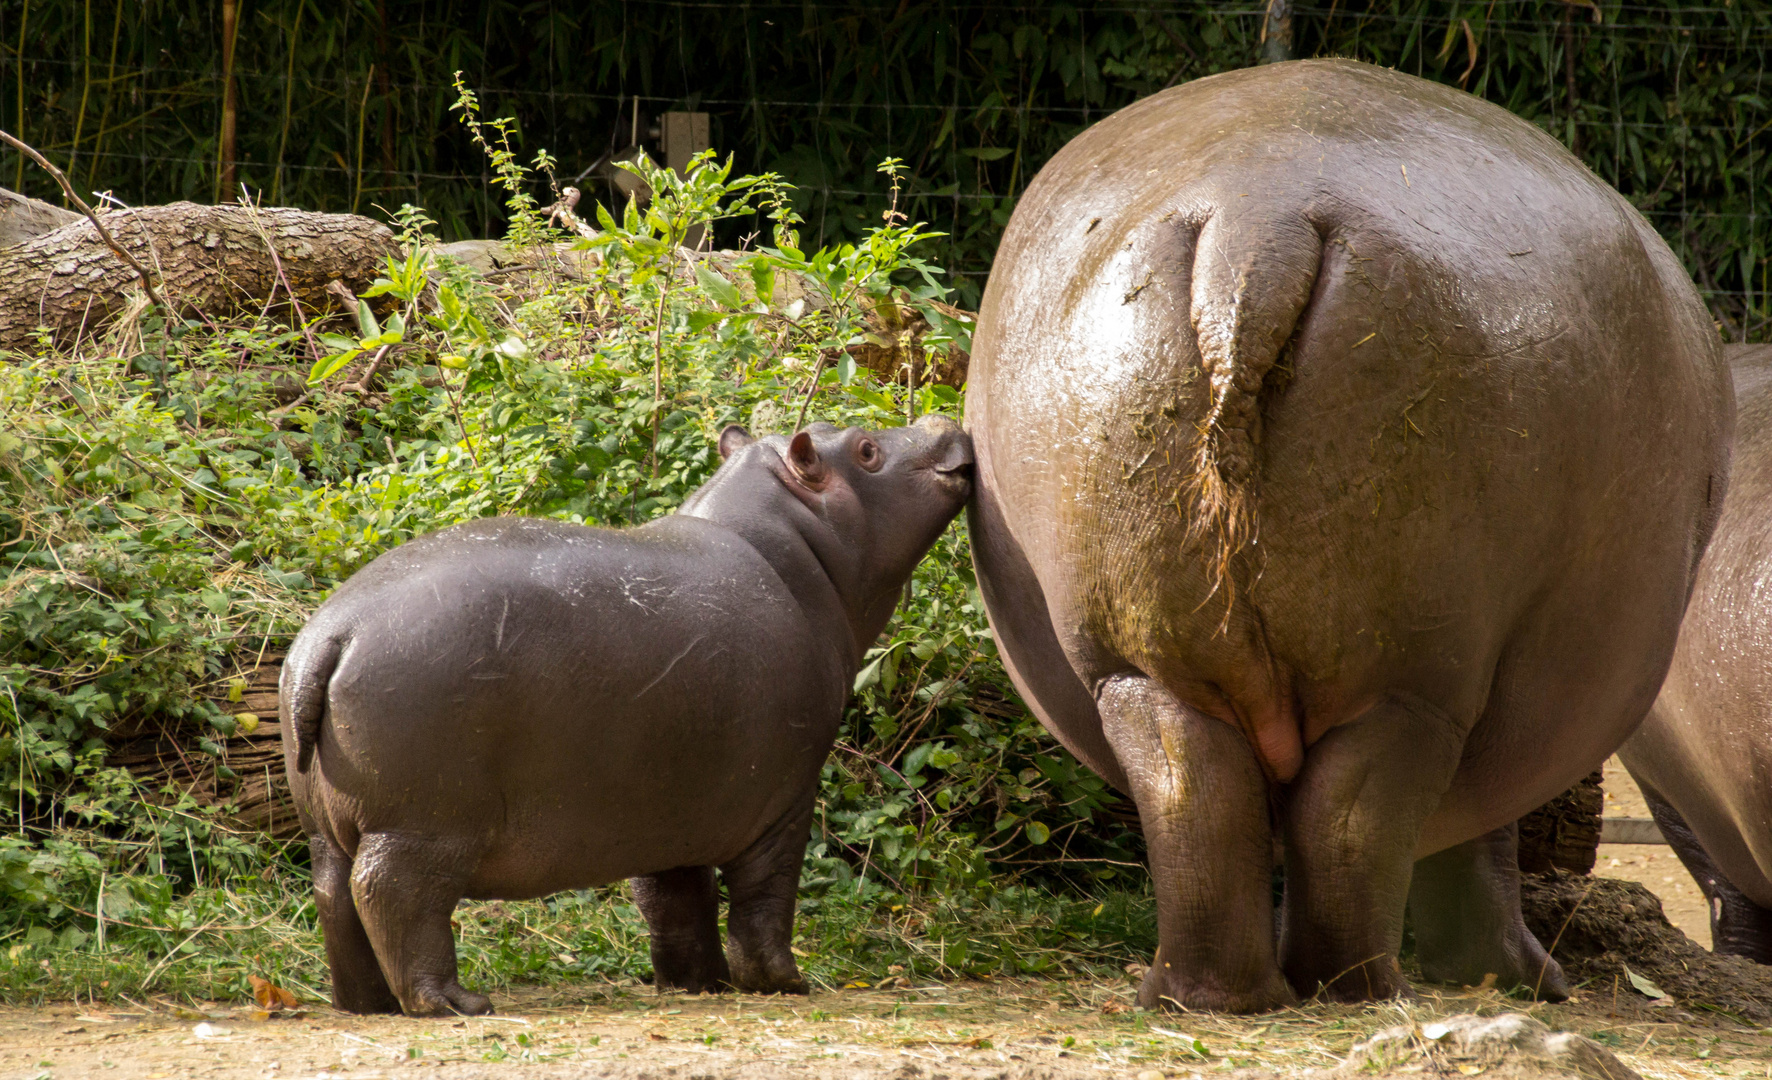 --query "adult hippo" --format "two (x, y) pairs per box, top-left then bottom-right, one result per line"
(966, 58), (1730, 1011)
(282, 417), (972, 1016)
(1620, 343), (1772, 963)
